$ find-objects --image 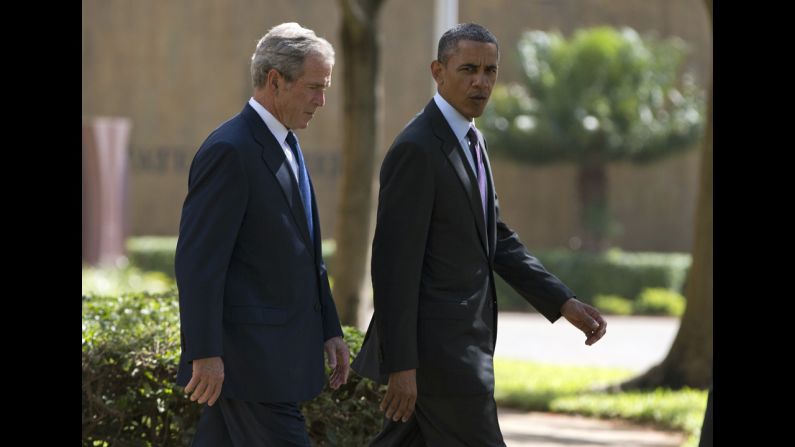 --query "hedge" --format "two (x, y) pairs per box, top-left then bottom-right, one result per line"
(82, 292), (385, 446)
(125, 237), (338, 279)
(124, 238), (690, 314)
(496, 249), (690, 311)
